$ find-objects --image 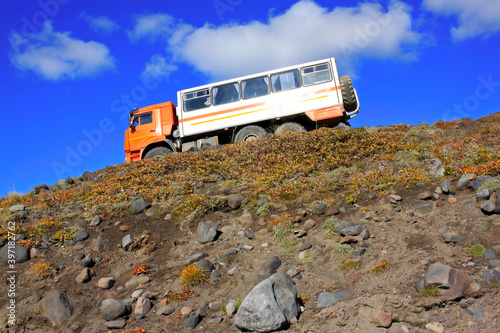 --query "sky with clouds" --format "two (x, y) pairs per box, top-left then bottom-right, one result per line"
(1, 0), (500, 195)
